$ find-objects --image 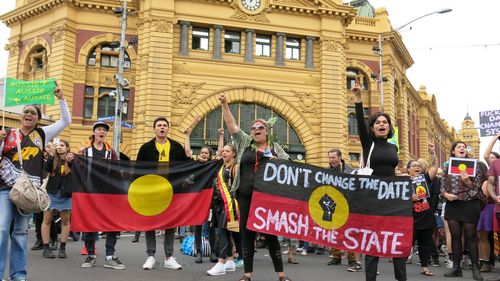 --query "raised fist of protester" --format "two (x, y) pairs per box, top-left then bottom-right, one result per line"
(53, 81), (64, 100)
(219, 94), (228, 104)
